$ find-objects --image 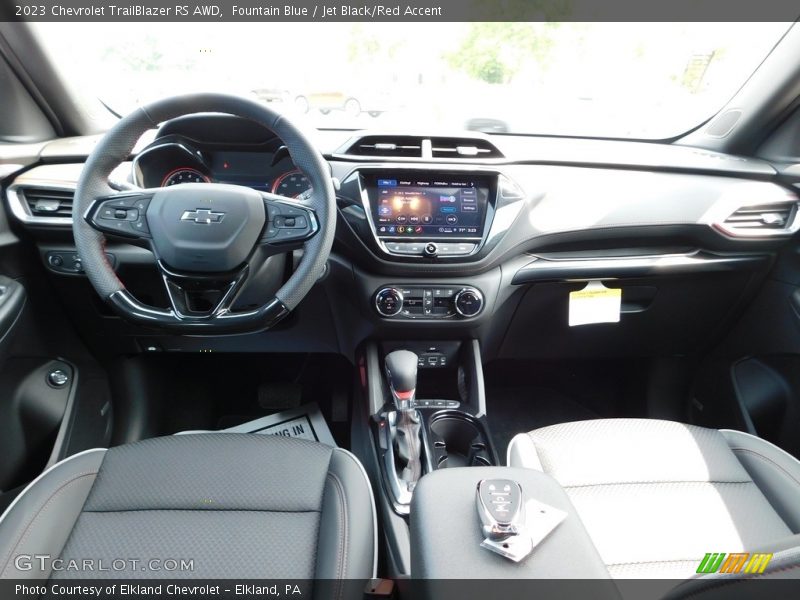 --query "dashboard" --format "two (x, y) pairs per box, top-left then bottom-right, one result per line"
(3, 114), (800, 359)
